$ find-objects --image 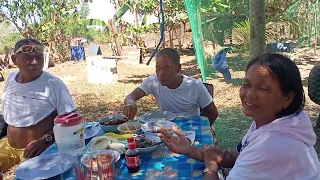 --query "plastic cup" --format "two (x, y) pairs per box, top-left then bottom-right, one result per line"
(97, 152), (115, 180)
(74, 153), (93, 180)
